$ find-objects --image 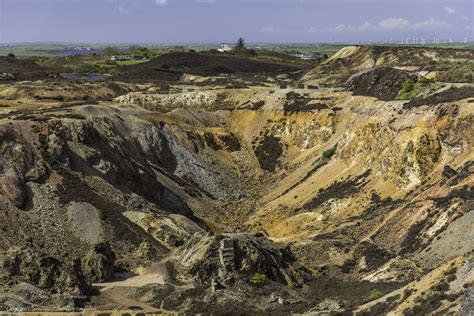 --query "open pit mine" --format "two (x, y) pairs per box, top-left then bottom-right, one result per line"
(0, 46), (473, 315)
